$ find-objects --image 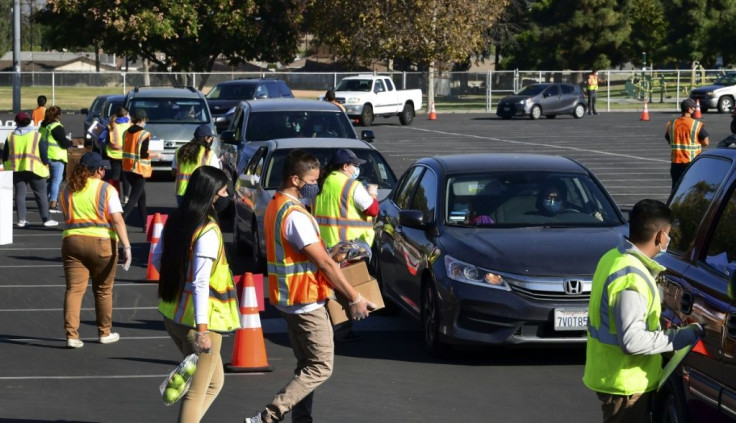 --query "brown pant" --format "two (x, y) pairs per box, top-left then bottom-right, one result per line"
(597, 391), (653, 423)
(62, 235), (118, 339)
(164, 319), (224, 423)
